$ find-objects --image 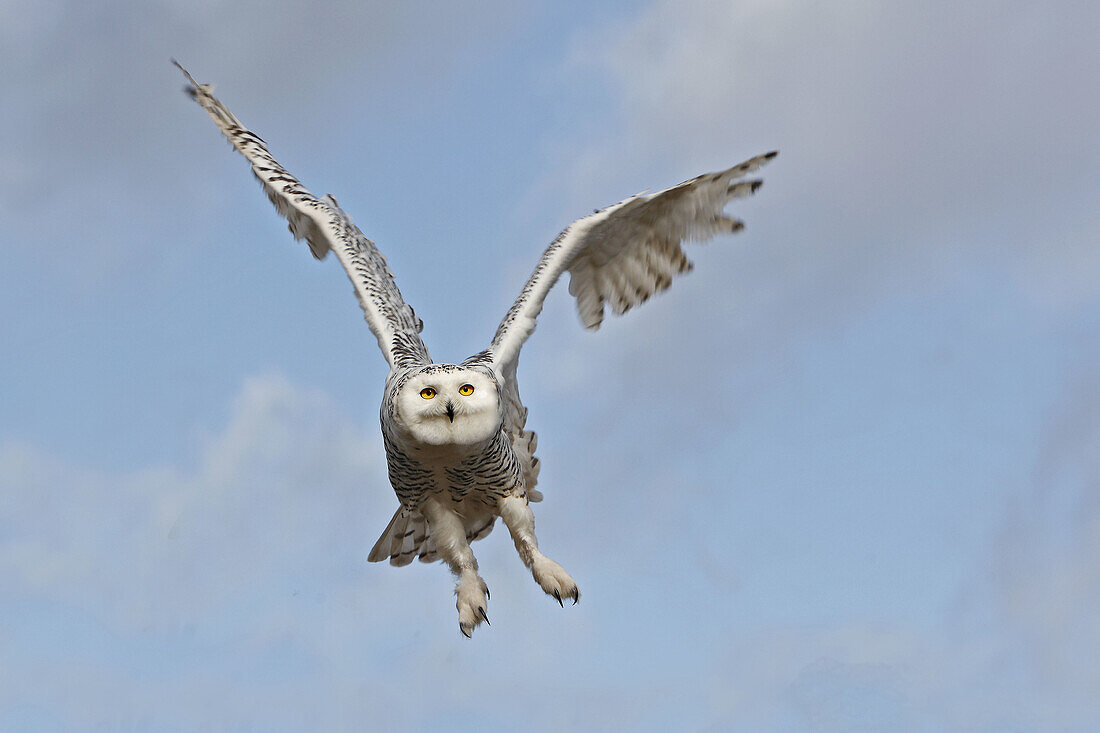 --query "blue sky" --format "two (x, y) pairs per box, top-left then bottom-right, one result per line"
(2, 1), (1099, 730)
